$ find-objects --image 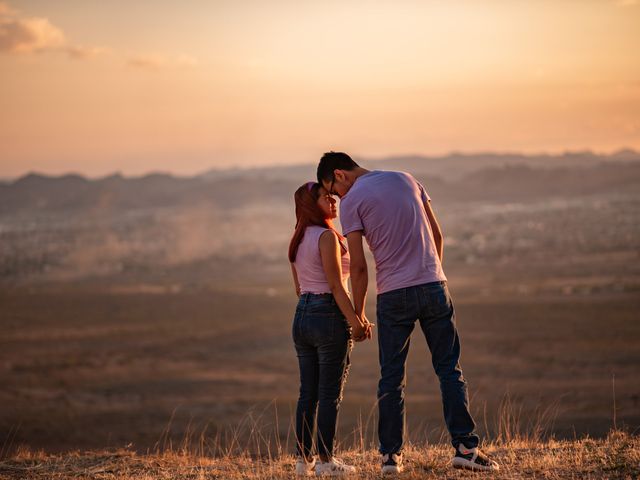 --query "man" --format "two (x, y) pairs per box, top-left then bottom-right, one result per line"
(317, 151), (498, 473)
